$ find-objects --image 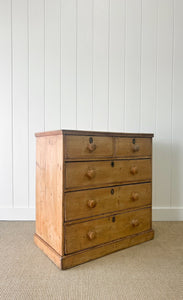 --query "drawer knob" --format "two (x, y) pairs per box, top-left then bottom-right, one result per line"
(132, 144), (140, 152)
(130, 166), (138, 175)
(86, 168), (96, 179)
(87, 231), (96, 240)
(131, 192), (139, 201)
(131, 219), (139, 227)
(87, 143), (96, 153)
(87, 199), (97, 208)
